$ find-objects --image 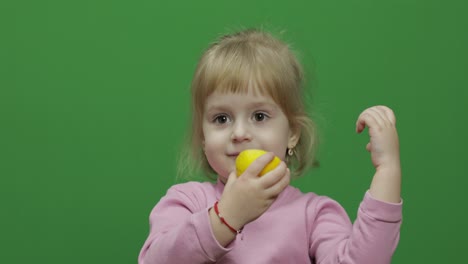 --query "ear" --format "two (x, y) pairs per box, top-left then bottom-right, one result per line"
(288, 126), (301, 148)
